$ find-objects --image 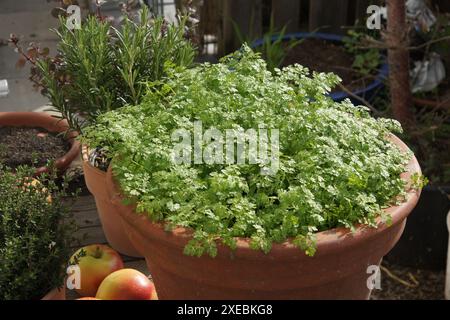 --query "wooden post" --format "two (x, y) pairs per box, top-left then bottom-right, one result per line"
(354, 0), (373, 24)
(271, 0), (300, 33)
(433, 0), (450, 13)
(309, 0), (349, 34)
(386, 0), (414, 127)
(220, 0), (263, 55)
